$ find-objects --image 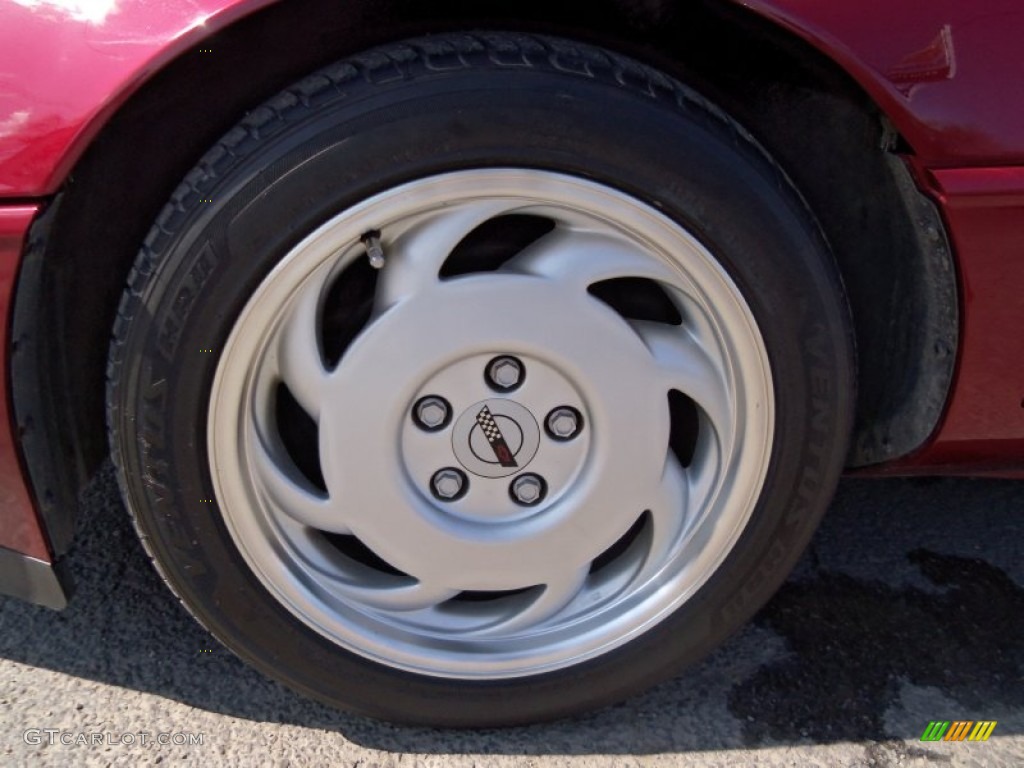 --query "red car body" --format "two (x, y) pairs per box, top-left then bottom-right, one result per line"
(0, 0), (1022, 607)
